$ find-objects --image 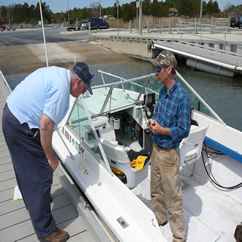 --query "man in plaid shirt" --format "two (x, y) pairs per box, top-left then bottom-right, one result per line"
(148, 50), (190, 242)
